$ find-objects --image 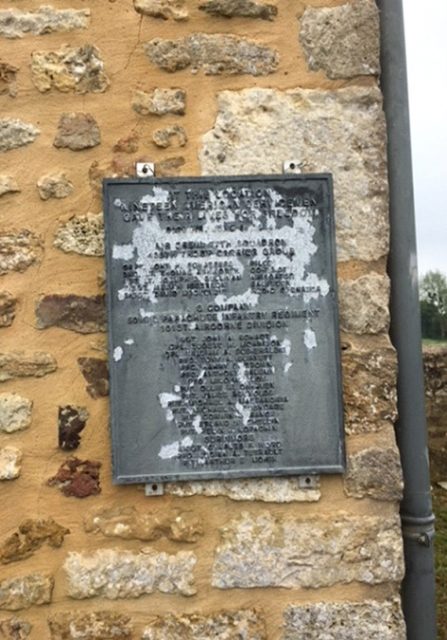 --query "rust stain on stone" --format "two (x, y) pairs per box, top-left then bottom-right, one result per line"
(48, 457), (101, 498)
(0, 519), (70, 564)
